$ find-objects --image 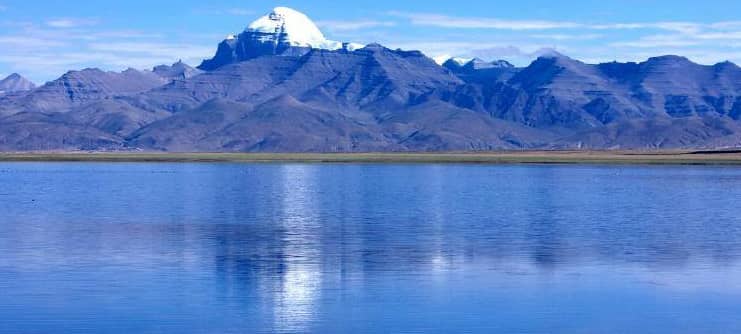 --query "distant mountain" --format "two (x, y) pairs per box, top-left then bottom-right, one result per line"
(443, 58), (518, 85)
(0, 74), (35, 95)
(2, 7), (741, 151)
(443, 58), (514, 71)
(152, 61), (202, 81)
(0, 68), (166, 115)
